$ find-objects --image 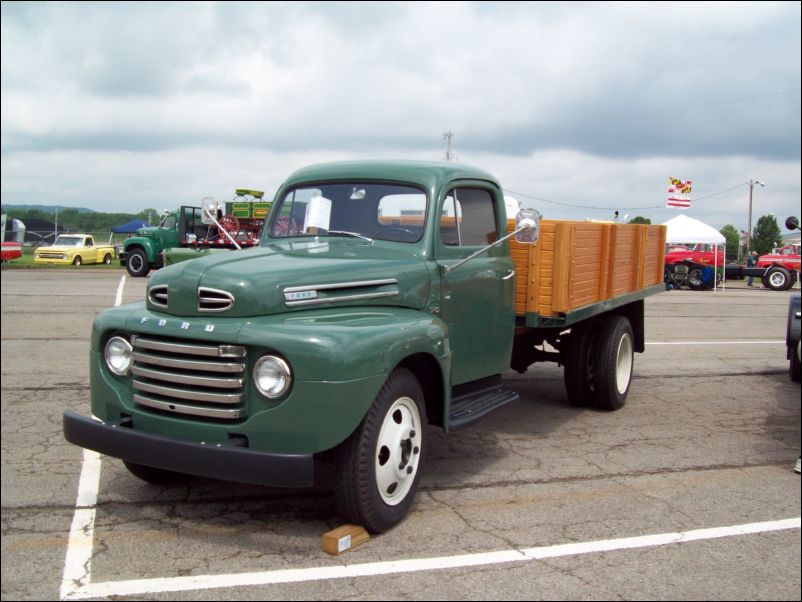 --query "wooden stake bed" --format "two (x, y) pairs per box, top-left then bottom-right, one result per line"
(508, 220), (666, 324)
